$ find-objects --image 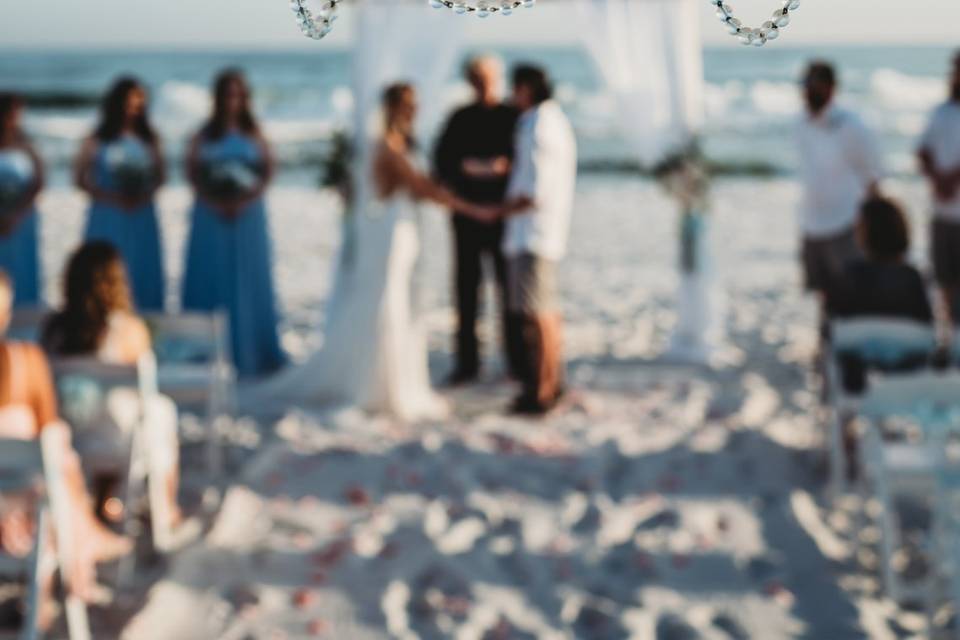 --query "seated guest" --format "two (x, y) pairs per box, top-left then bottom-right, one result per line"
(0, 270), (131, 624)
(41, 241), (181, 527)
(826, 197), (934, 479)
(828, 196), (933, 325)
